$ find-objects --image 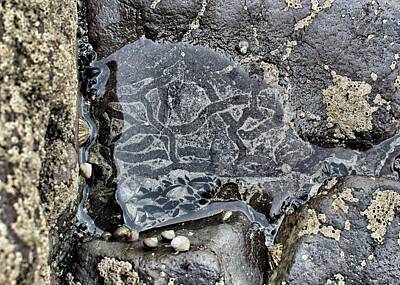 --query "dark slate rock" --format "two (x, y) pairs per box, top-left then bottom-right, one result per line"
(86, 37), (399, 233)
(72, 214), (268, 285)
(85, 0), (399, 149)
(269, 176), (400, 285)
